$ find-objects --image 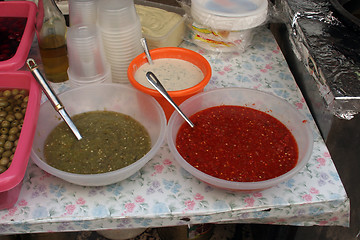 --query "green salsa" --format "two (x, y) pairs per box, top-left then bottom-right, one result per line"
(44, 110), (151, 174)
